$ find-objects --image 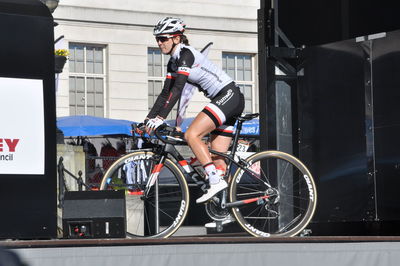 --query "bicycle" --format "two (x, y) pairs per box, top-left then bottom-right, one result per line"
(99, 113), (317, 238)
